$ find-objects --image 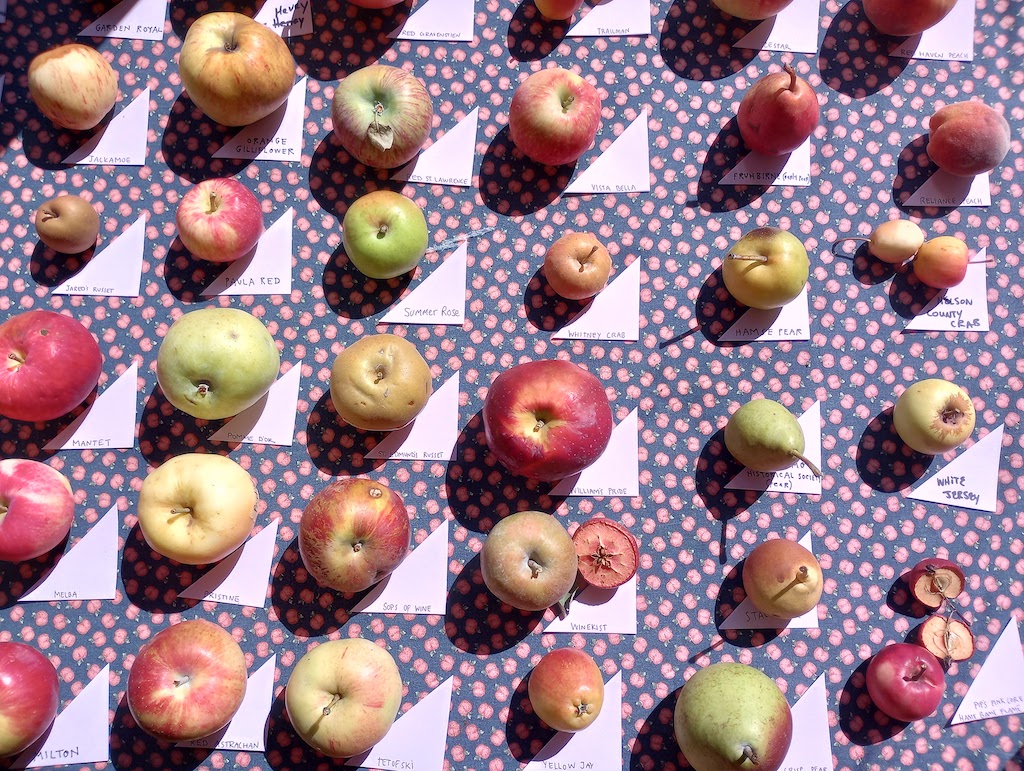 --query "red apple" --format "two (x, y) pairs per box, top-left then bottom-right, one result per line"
(0, 642), (59, 758)
(865, 643), (945, 722)
(179, 12), (296, 127)
(482, 359), (613, 482)
(534, 0), (586, 21)
(332, 64), (434, 169)
(298, 478), (411, 593)
(508, 67), (603, 167)
(127, 619), (248, 742)
(175, 178), (264, 263)
(480, 510), (578, 612)
(711, 0), (795, 18)
(528, 648), (605, 732)
(0, 459), (75, 563)
(0, 310), (103, 423)
(907, 557), (965, 609)
(28, 43), (118, 131)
